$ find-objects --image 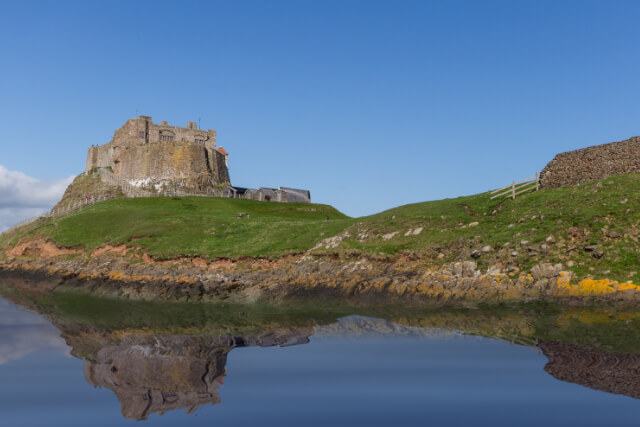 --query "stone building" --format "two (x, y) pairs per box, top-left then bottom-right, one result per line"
(85, 116), (230, 194)
(279, 187), (312, 203)
(255, 188), (275, 202)
(224, 186), (311, 203)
